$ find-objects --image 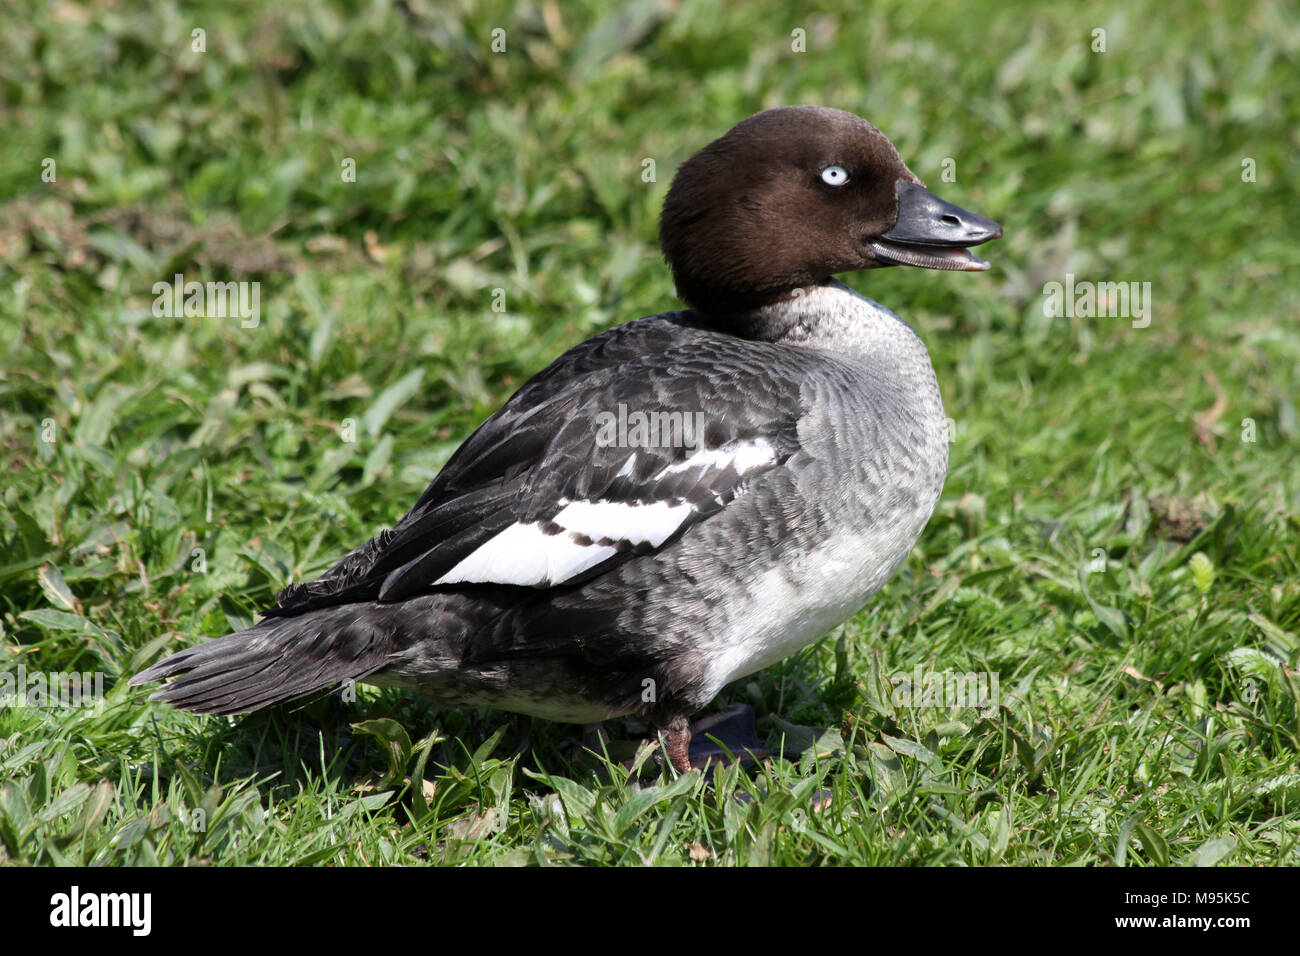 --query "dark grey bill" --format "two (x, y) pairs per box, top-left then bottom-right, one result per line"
(871, 180), (1002, 272)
